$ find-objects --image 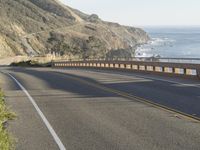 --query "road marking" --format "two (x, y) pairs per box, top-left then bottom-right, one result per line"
(7, 73), (66, 150)
(83, 69), (200, 88)
(55, 72), (200, 123)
